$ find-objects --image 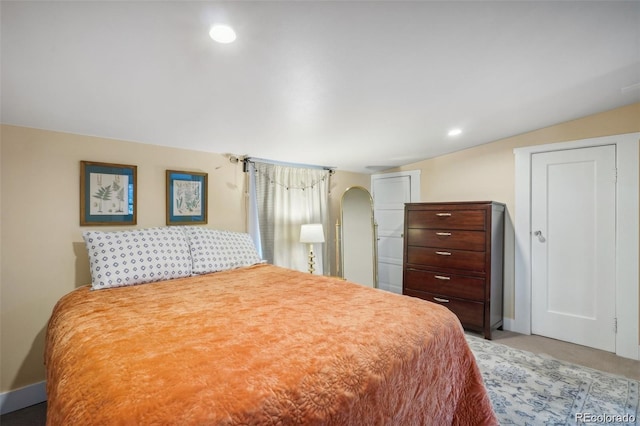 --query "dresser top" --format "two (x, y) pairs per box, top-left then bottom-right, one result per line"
(405, 201), (505, 208)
